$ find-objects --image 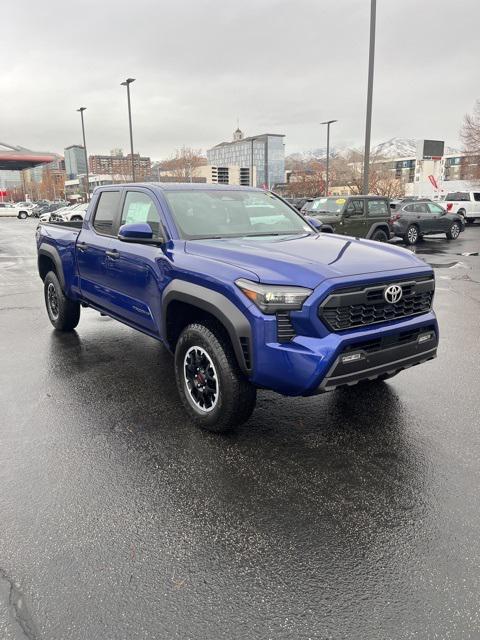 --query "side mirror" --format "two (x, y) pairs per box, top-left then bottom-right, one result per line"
(305, 216), (322, 229)
(118, 222), (163, 244)
(343, 210), (352, 218)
